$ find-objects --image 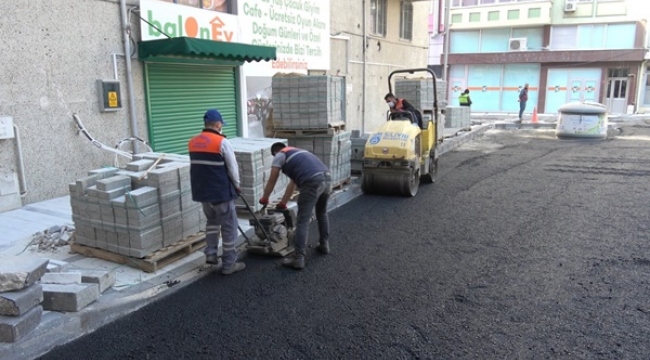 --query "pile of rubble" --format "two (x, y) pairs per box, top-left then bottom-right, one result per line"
(27, 225), (75, 251)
